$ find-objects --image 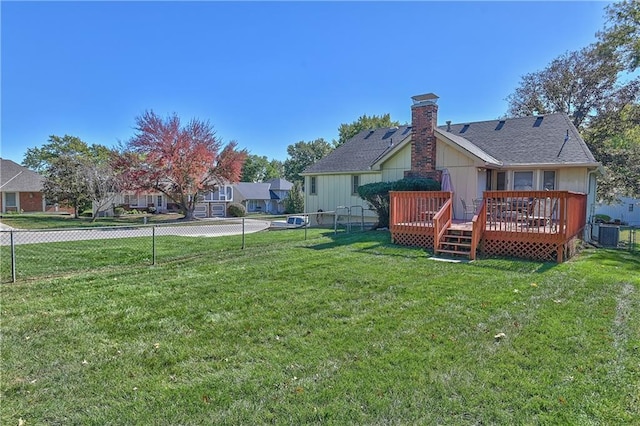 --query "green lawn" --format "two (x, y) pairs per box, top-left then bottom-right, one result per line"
(1, 231), (639, 424)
